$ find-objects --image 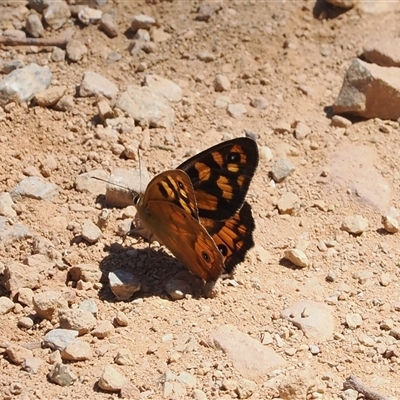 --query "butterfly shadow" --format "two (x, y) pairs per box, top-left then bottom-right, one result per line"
(97, 240), (208, 302)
